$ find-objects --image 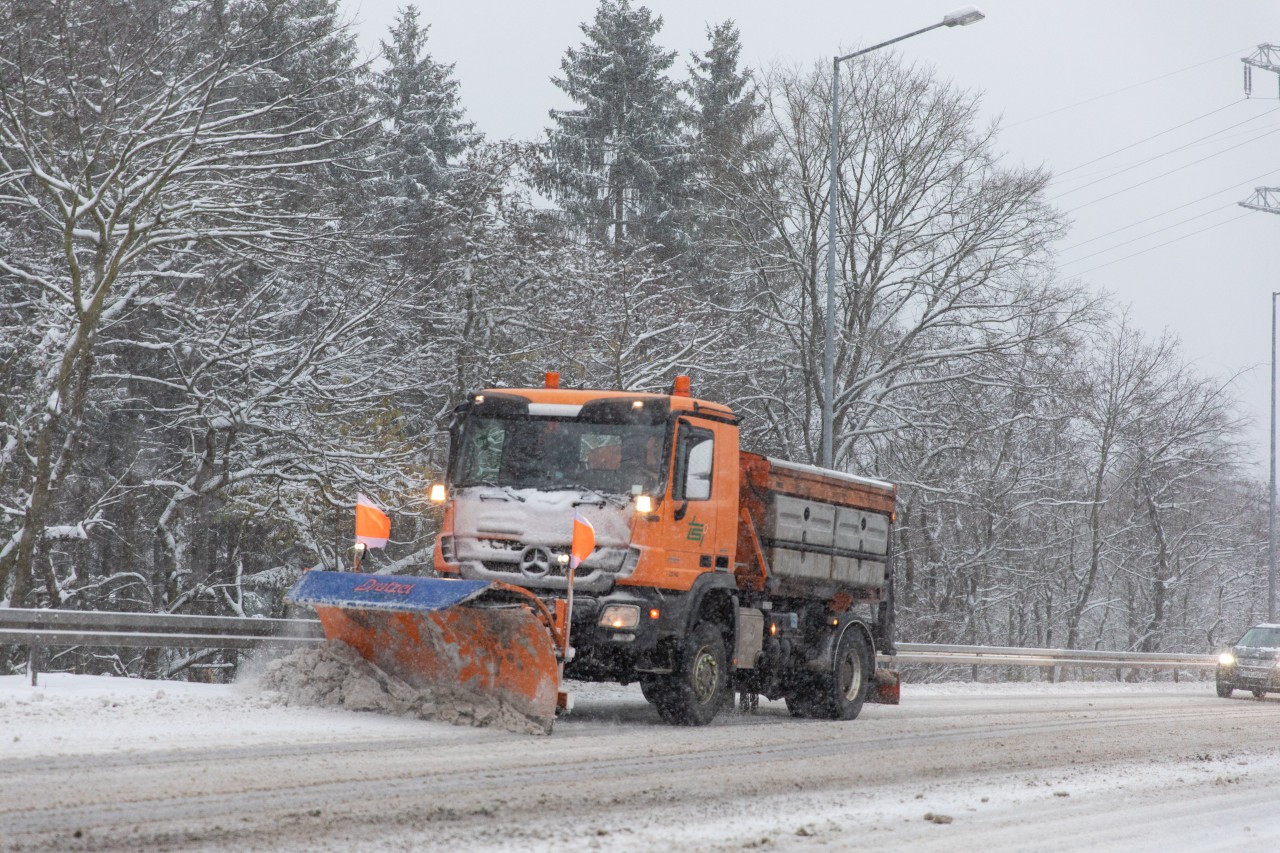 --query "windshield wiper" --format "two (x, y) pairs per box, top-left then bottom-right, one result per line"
(464, 481), (527, 502)
(573, 488), (628, 509)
